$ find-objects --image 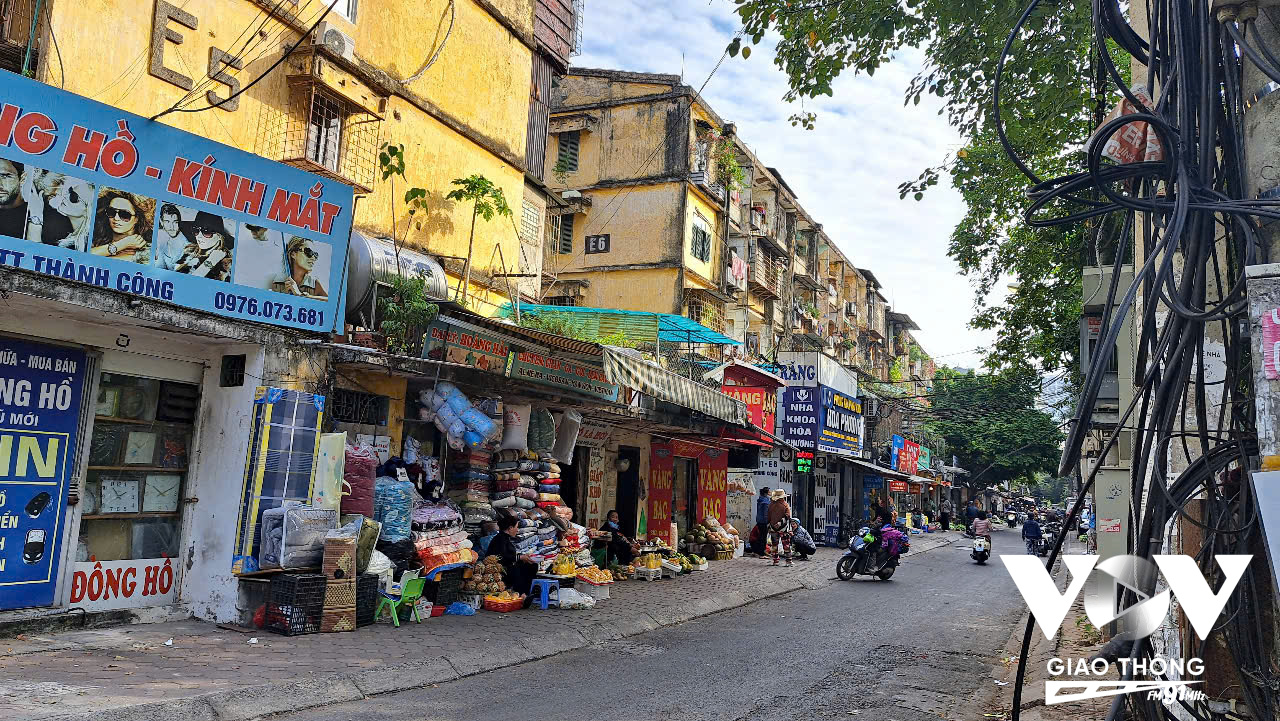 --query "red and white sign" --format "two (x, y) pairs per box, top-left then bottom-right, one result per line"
(721, 385), (778, 432)
(69, 558), (177, 611)
(888, 480), (909, 493)
(1099, 518), (1123, 534)
(1262, 309), (1280, 380)
(585, 449), (606, 528)
(577, 421), (611, 448)
(897, 439), (921, 474)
